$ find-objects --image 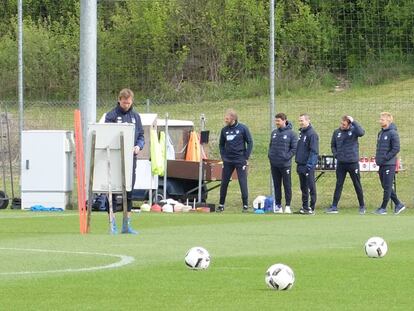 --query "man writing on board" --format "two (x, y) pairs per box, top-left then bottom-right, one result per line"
(105, 88), (144, 234)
